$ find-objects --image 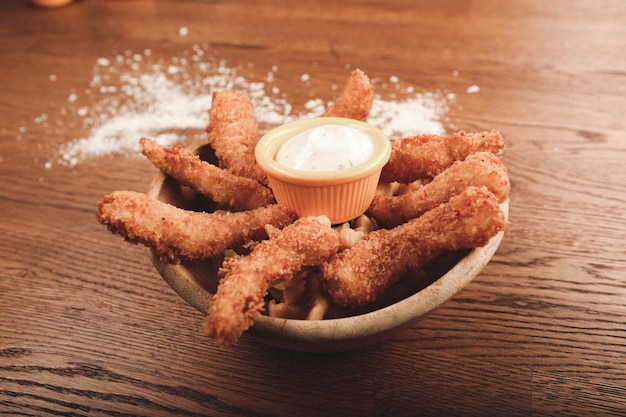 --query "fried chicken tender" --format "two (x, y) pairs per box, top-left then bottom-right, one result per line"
(380, 131), (505, 183)
(204, 216), (342, 344)
(97, 191), (296, 263)
(321, 186), (506, 308)
(322, 69), (374, 121)
(368, 152), (510, 228)
(206, 91), (267, 184)
(140, 138), (275, 211)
